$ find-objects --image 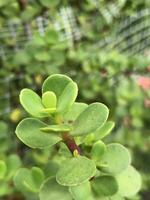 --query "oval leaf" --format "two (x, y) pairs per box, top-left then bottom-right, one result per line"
(92, 175), (118, 196)
(14, 167), (45, 193)
(42, 74), (78, 114)
(64, 102), (88, 122)
(116, 166), (142, 197)
(57, 81), (78, 113)
(71, 103), (109, 136)
(94, 121), (115, 140)
(100, 143), (131, 175)
(20, 89), (46, 118)
(56, 156), (96, 186)
(15, 118), (61, 148)
(40, 124), (71, 133)
(39, 177), (72, 200)
(69, 181), (94, 200)
(0, 160), (7, 179)
(42, 74), (73, 97)
(91, 141), (106, 161)
(42, 91), (57, 109)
